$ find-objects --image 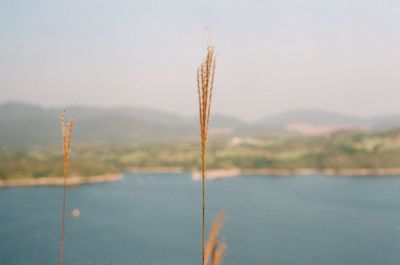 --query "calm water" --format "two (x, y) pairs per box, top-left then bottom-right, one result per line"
(1, 173), (400, 265)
